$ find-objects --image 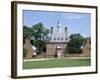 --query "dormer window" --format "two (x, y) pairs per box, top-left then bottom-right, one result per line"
(65, 37), (67, 40)
(54, 37), (56, 40)
(61, 37), (63, 40)
(57, 37), (60, 40)
(49, 37), (52, 40)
